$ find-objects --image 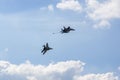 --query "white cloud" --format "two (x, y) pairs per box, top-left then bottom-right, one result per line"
(56, 0), (82, 12)
(0, 60), (85, 80)
(86, 0), (120, 20)
(48, 5), (54, 11)
(86, 0), (120, 29)
(27, 76), (37, 80)
(0, 60), (119, 80)
(74, 73), (118, 80)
